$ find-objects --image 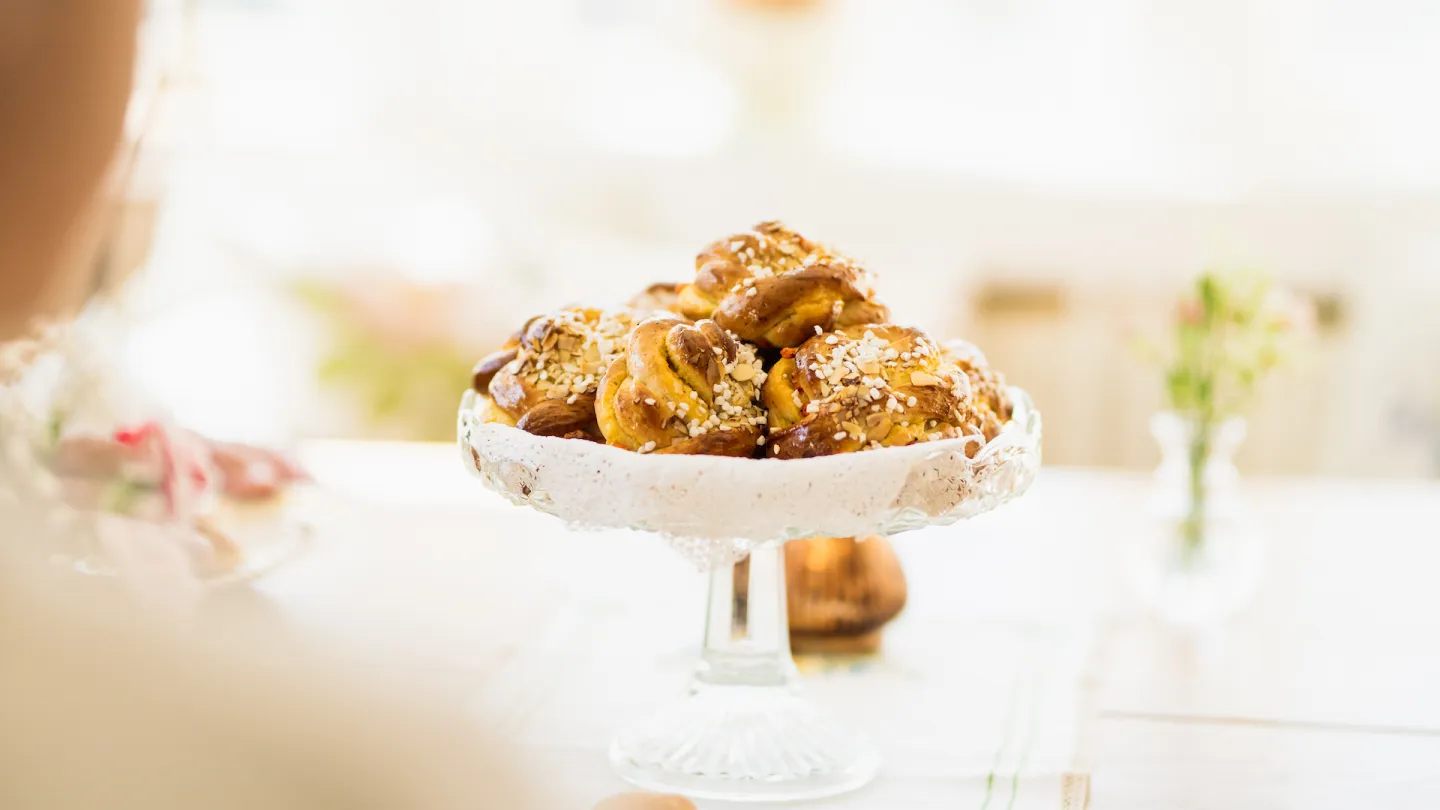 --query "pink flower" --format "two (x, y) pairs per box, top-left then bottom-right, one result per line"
(113, 423), (160, 447)
(1176, 298), (1205, 327)
(109, 422), (214, 521)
